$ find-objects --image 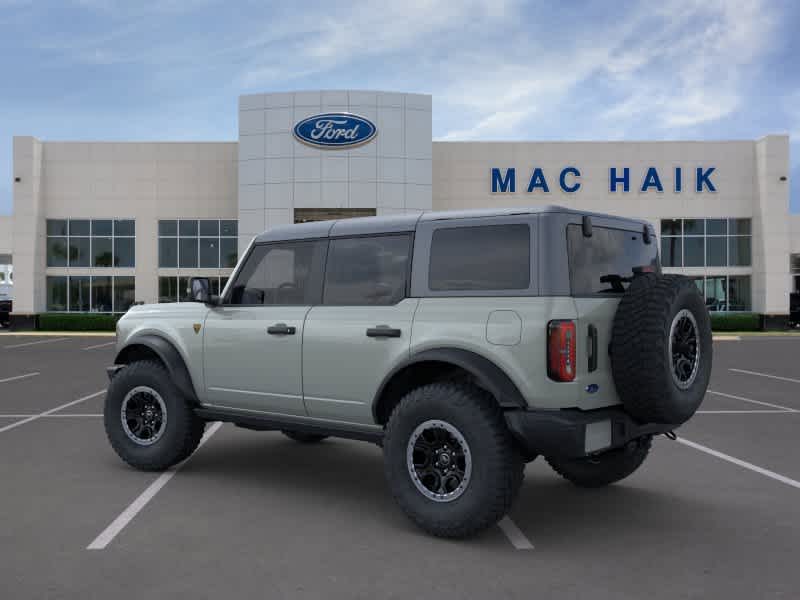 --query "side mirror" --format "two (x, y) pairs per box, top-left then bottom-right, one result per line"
(189, 277), (212, 303)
